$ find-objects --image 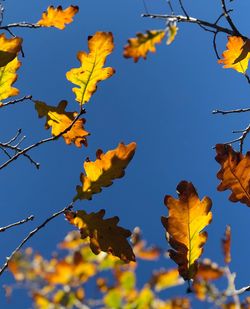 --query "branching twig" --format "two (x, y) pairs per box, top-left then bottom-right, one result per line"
(0, 202), (74, 276)
(178, 0), (189, 18)
(221, 0), (240, 36)
(0, 215), (34, 233)
(225, 124), (250, 152)
(0, 95), (32, 108)
(213, 107), (250, 115)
